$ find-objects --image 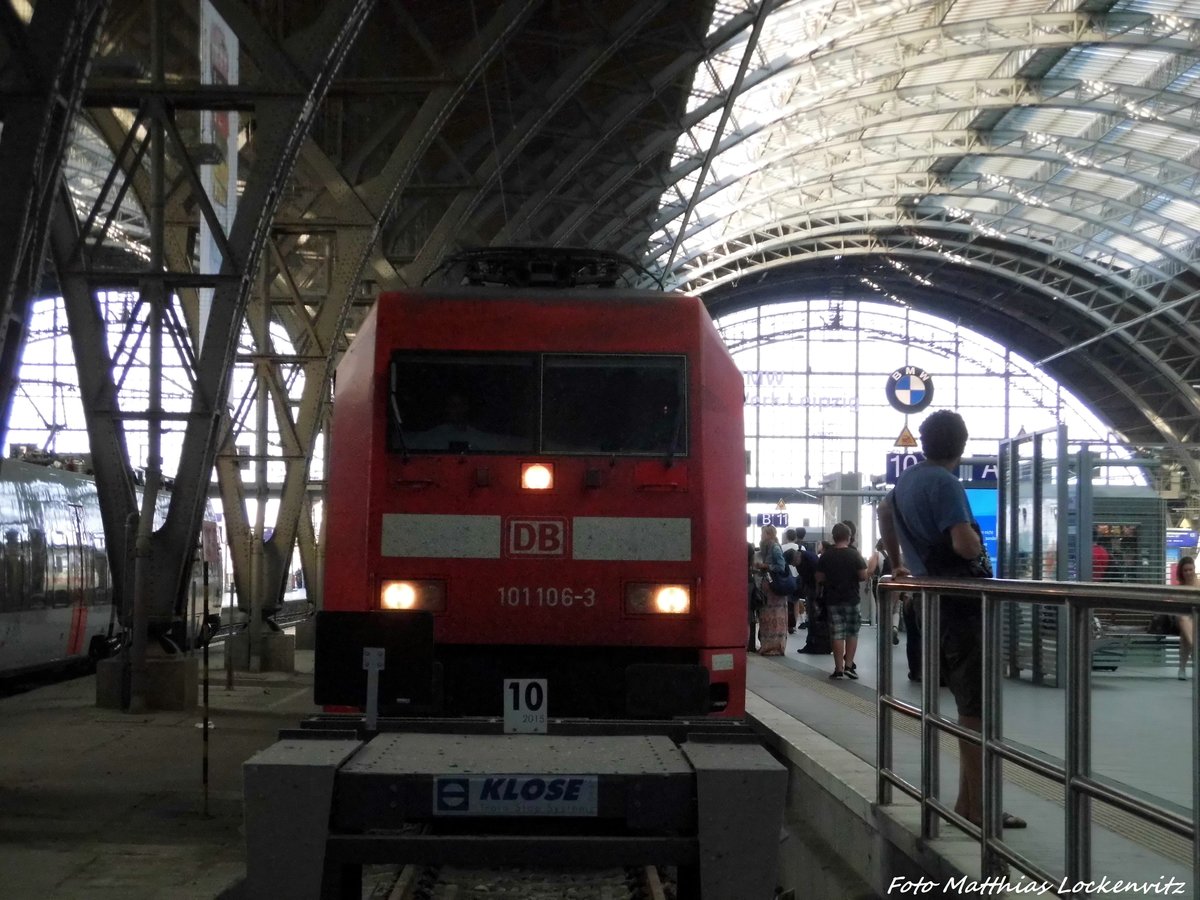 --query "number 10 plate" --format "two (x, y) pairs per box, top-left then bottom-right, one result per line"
(504, 677), (547, 733)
